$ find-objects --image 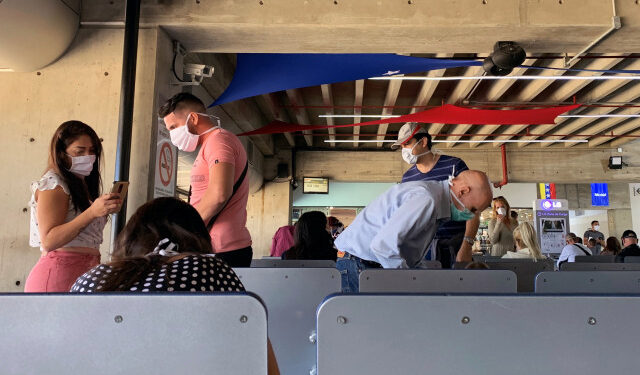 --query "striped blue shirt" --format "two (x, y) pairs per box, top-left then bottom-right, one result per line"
(401, 155), (469, 239)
